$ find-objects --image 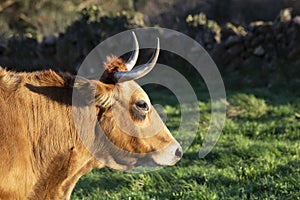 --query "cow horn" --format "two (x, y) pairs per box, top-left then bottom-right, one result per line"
(125, 32), (139, 71)
(114, 37), (160, 82)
